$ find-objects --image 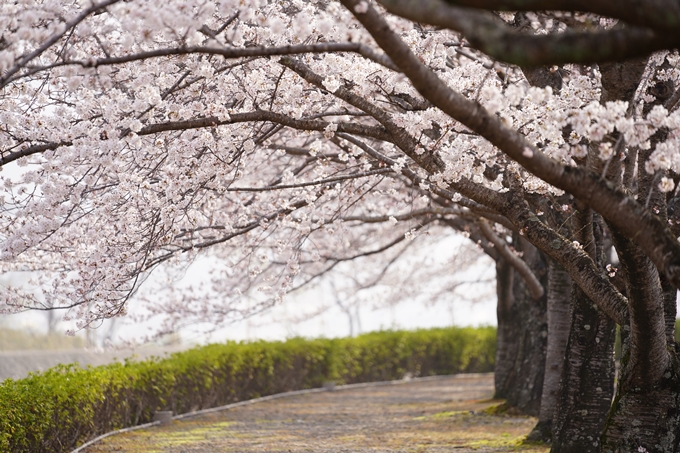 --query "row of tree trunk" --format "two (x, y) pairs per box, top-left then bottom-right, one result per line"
(493, 238), (679, 452)
(482, 43), (680, 451)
